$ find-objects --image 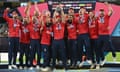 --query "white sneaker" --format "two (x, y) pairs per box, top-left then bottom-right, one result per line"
(79, 61), (84, 68)
(59, 60), (63, 65)
(41, 67), (50, 71)
(24, 66), (28, 69)
(96, 64), (100, 69)
(8, 65), (12, 69)
(100, 59), (106, 66)
(76, 61), (80, 66)
(53, 68), (56, 71)
(36, 65), (40, 69)
(29, 67), (33, 70)
(12, 65), (17, 69)
(19, 66), (23, 69)
(86, 60), (92, 65)
(90, 64), (95, 69)
(67, 60), (71, 65)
